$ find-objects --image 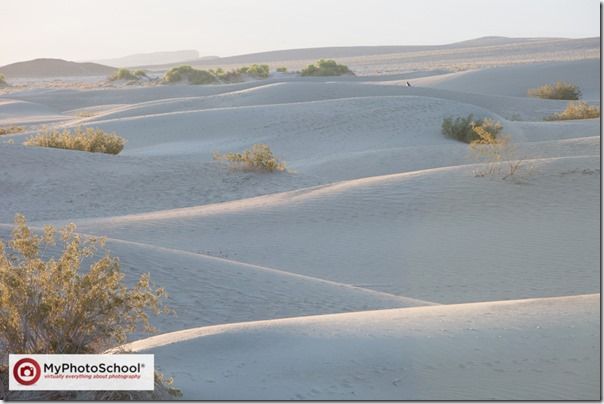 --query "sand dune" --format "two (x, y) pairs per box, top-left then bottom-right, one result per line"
(0, 45), (599, 400)
(70, 156), (599, 304)
(122, 294), (600, 400)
